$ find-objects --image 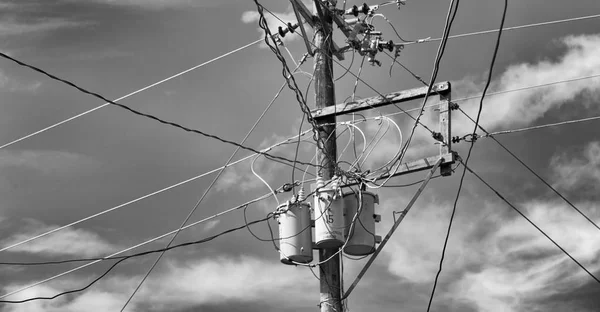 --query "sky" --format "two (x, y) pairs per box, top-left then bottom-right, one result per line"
(0, 0), (600, 311)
